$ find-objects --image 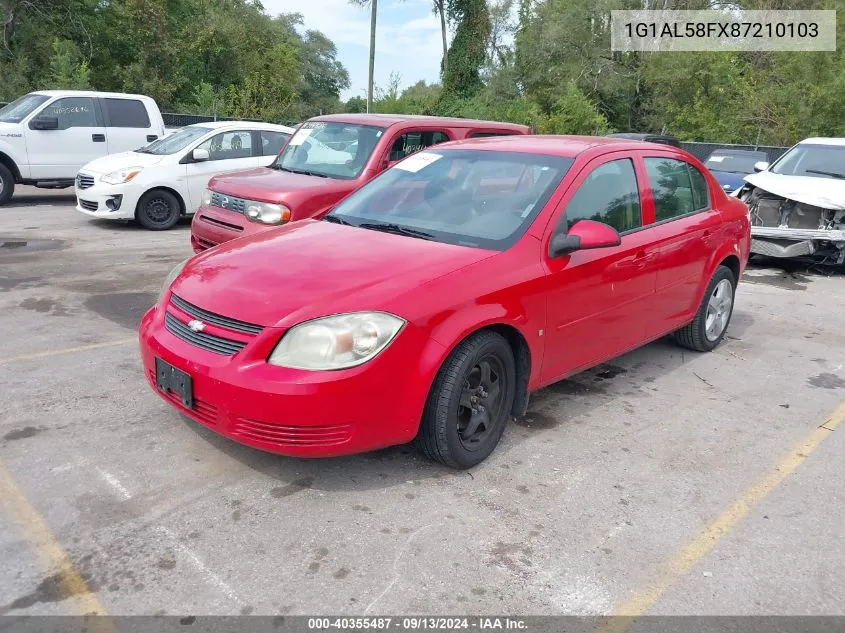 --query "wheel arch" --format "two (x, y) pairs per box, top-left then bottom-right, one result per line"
(0, 151), (21, 182)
